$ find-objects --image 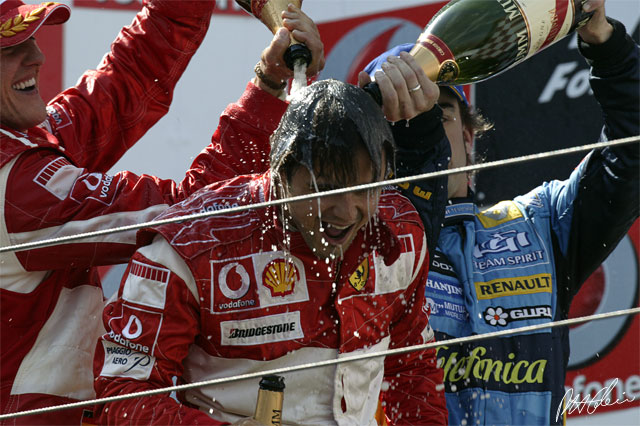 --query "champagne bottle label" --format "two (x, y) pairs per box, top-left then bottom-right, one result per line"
(414, 0), (588, 84)
(413, 34), (459, 82)
(516, 0), (577, 57)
